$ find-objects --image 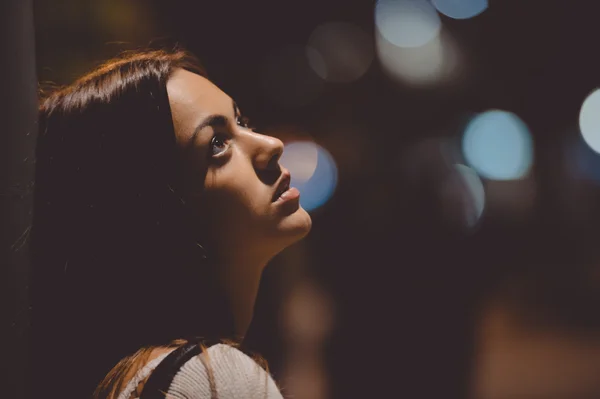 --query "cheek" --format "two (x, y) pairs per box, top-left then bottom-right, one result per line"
(203, 172), (263, 221)
(199, 190), (261, 243)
